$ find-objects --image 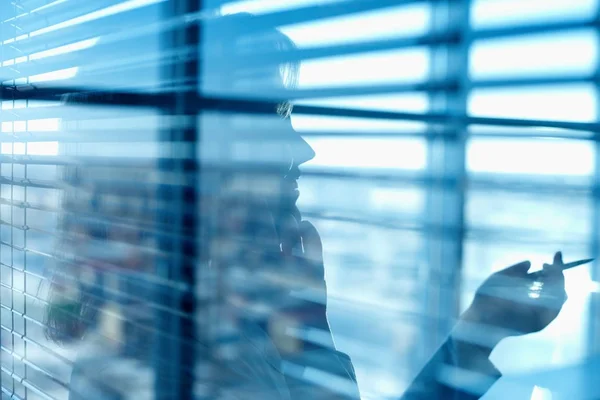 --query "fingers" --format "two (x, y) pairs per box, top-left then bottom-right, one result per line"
(299, 220), (323, 265)
(500, 260), (531, 277)
(249, 199), (280, 255)
(542, 252), (567, 302)
(554, 251), (564, 266)
(542, 251), (566, 282)
(533, 252), (567, 319)
(299, 221), (325, 283)
(542, 251), (564, 272)
(279, 214), (301, 257)
(541, 251), (564, 270)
